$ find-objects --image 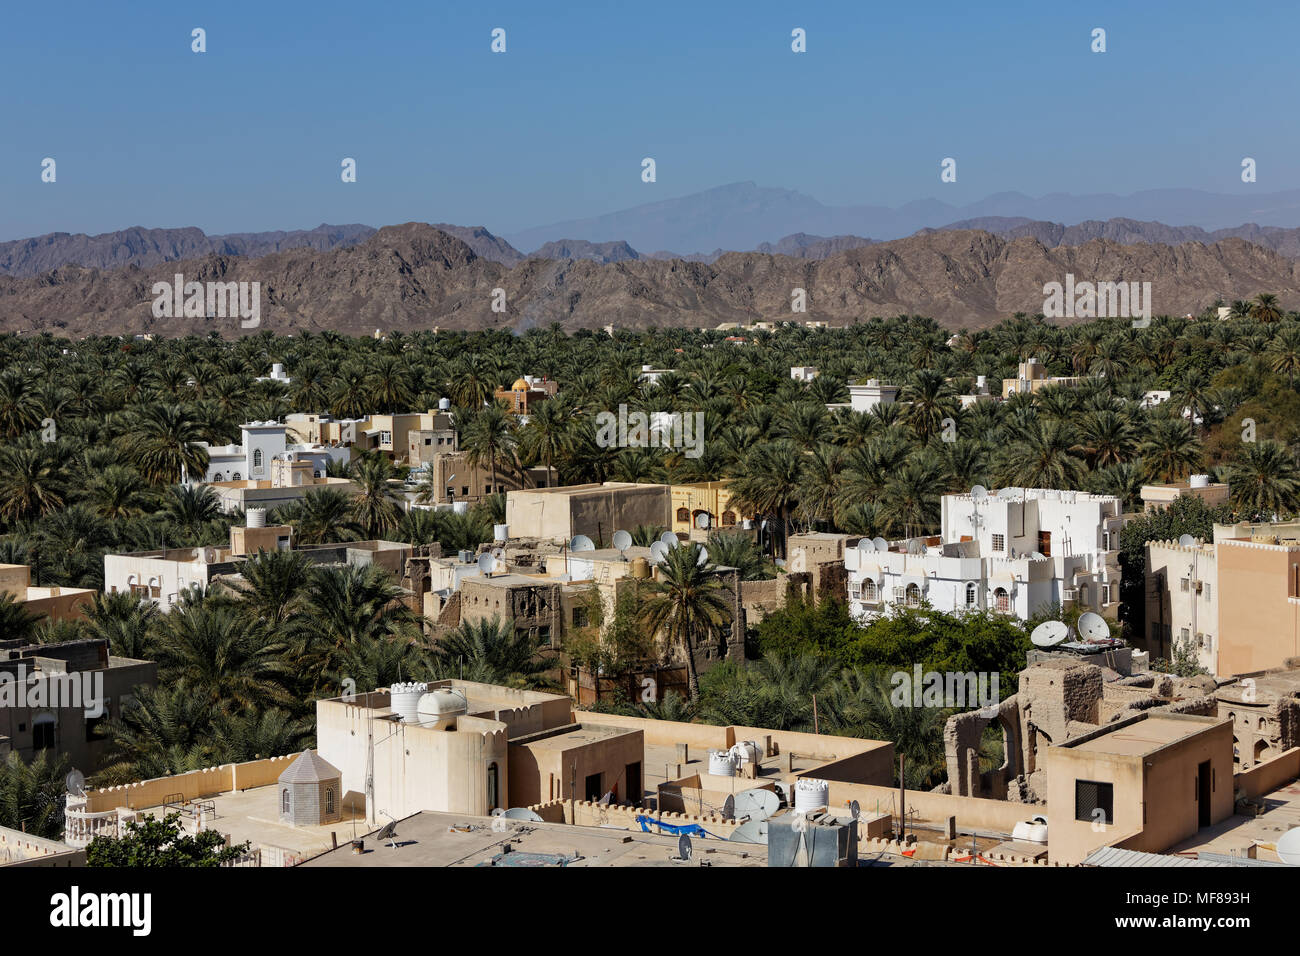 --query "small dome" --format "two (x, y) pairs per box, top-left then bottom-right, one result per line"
(511, 378), (529, 391)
